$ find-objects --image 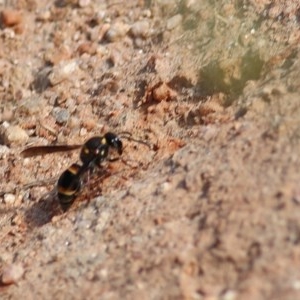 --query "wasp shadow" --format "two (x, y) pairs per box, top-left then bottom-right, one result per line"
(24, 189), (62, 227)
